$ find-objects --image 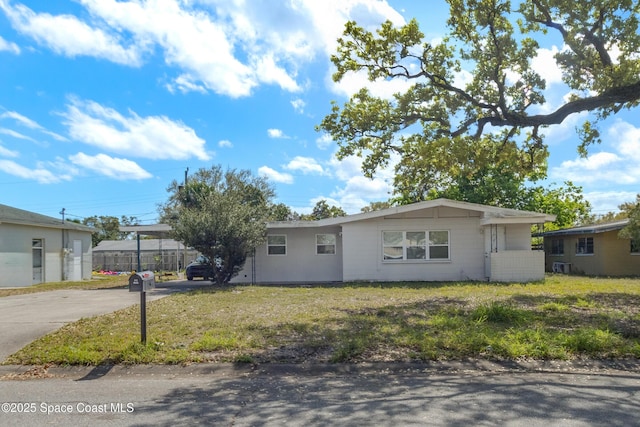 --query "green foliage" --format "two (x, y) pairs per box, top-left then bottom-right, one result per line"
(519, 181), (592, 229)
(361, 200), (393, 213)
(160, 165), (275, 285)
(319, 0), (640, 206)
(471, 302), (529, 324)
(269, 202), (295, 221)
(301, 199), (347, 220)
(619, 195), (640, 242)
